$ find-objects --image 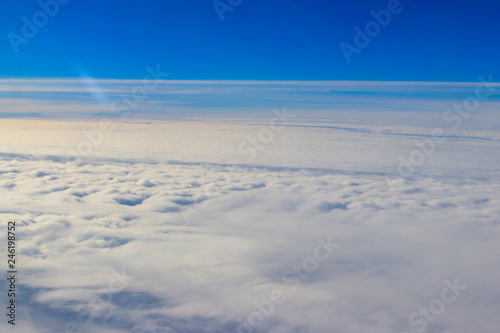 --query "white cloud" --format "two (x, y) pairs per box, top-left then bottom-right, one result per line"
(0, 116), (499, 332)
